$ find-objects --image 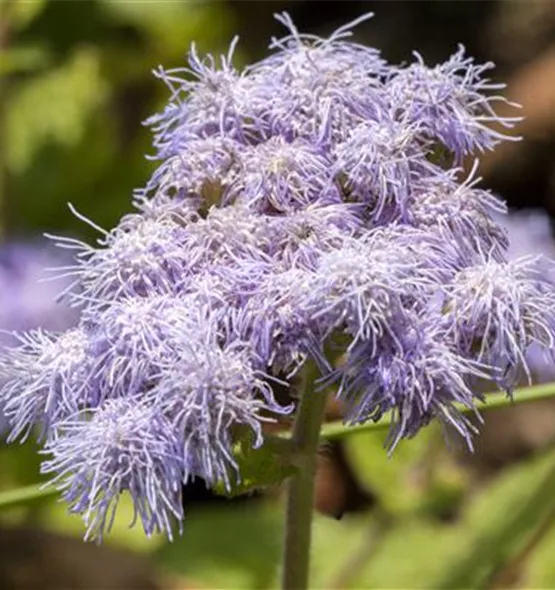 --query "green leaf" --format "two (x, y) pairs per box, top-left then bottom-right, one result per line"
(326, 516), (458, 590)
(98, 0), (235, 59)
(433, 448), (555, 589)
(0, 45), (50, 75)
(156, 500), (282, 590)
(319, 381), (555, 440)
(343, 426), (435, 513)
(213, 434), (296, 498)
(3, 0), (46, 32)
